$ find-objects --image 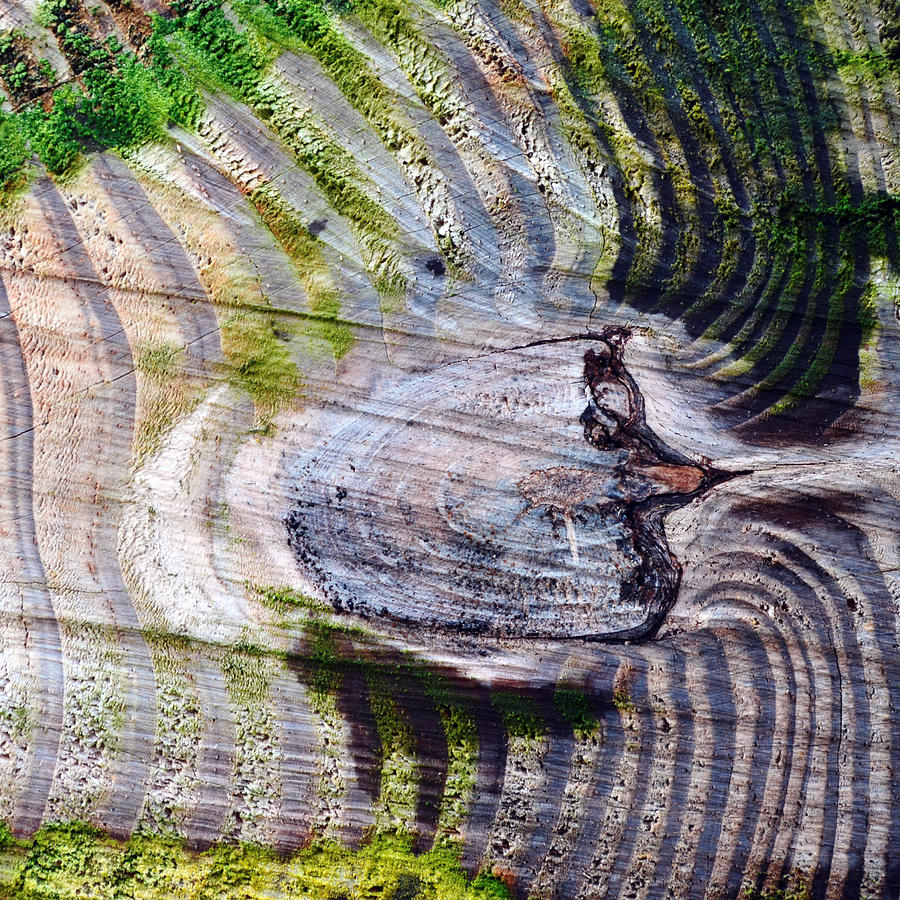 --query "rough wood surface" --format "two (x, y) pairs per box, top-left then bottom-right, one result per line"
(0, 0), (897, 896)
